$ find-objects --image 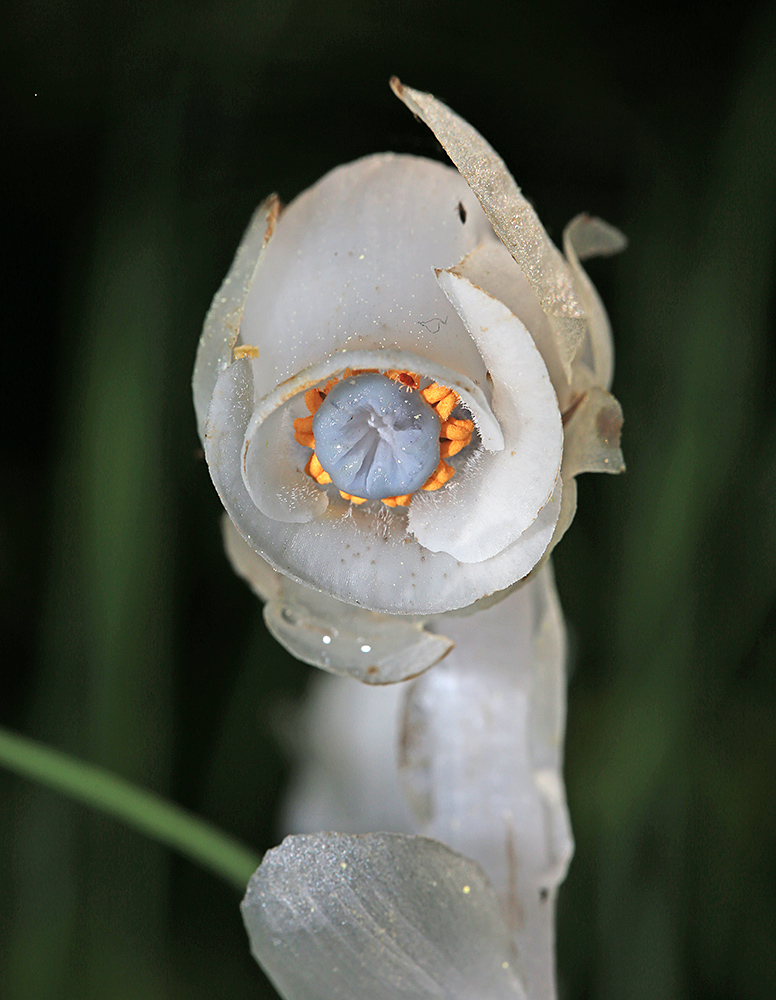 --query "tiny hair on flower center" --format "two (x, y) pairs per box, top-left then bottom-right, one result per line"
(293, 369), (474, 506)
